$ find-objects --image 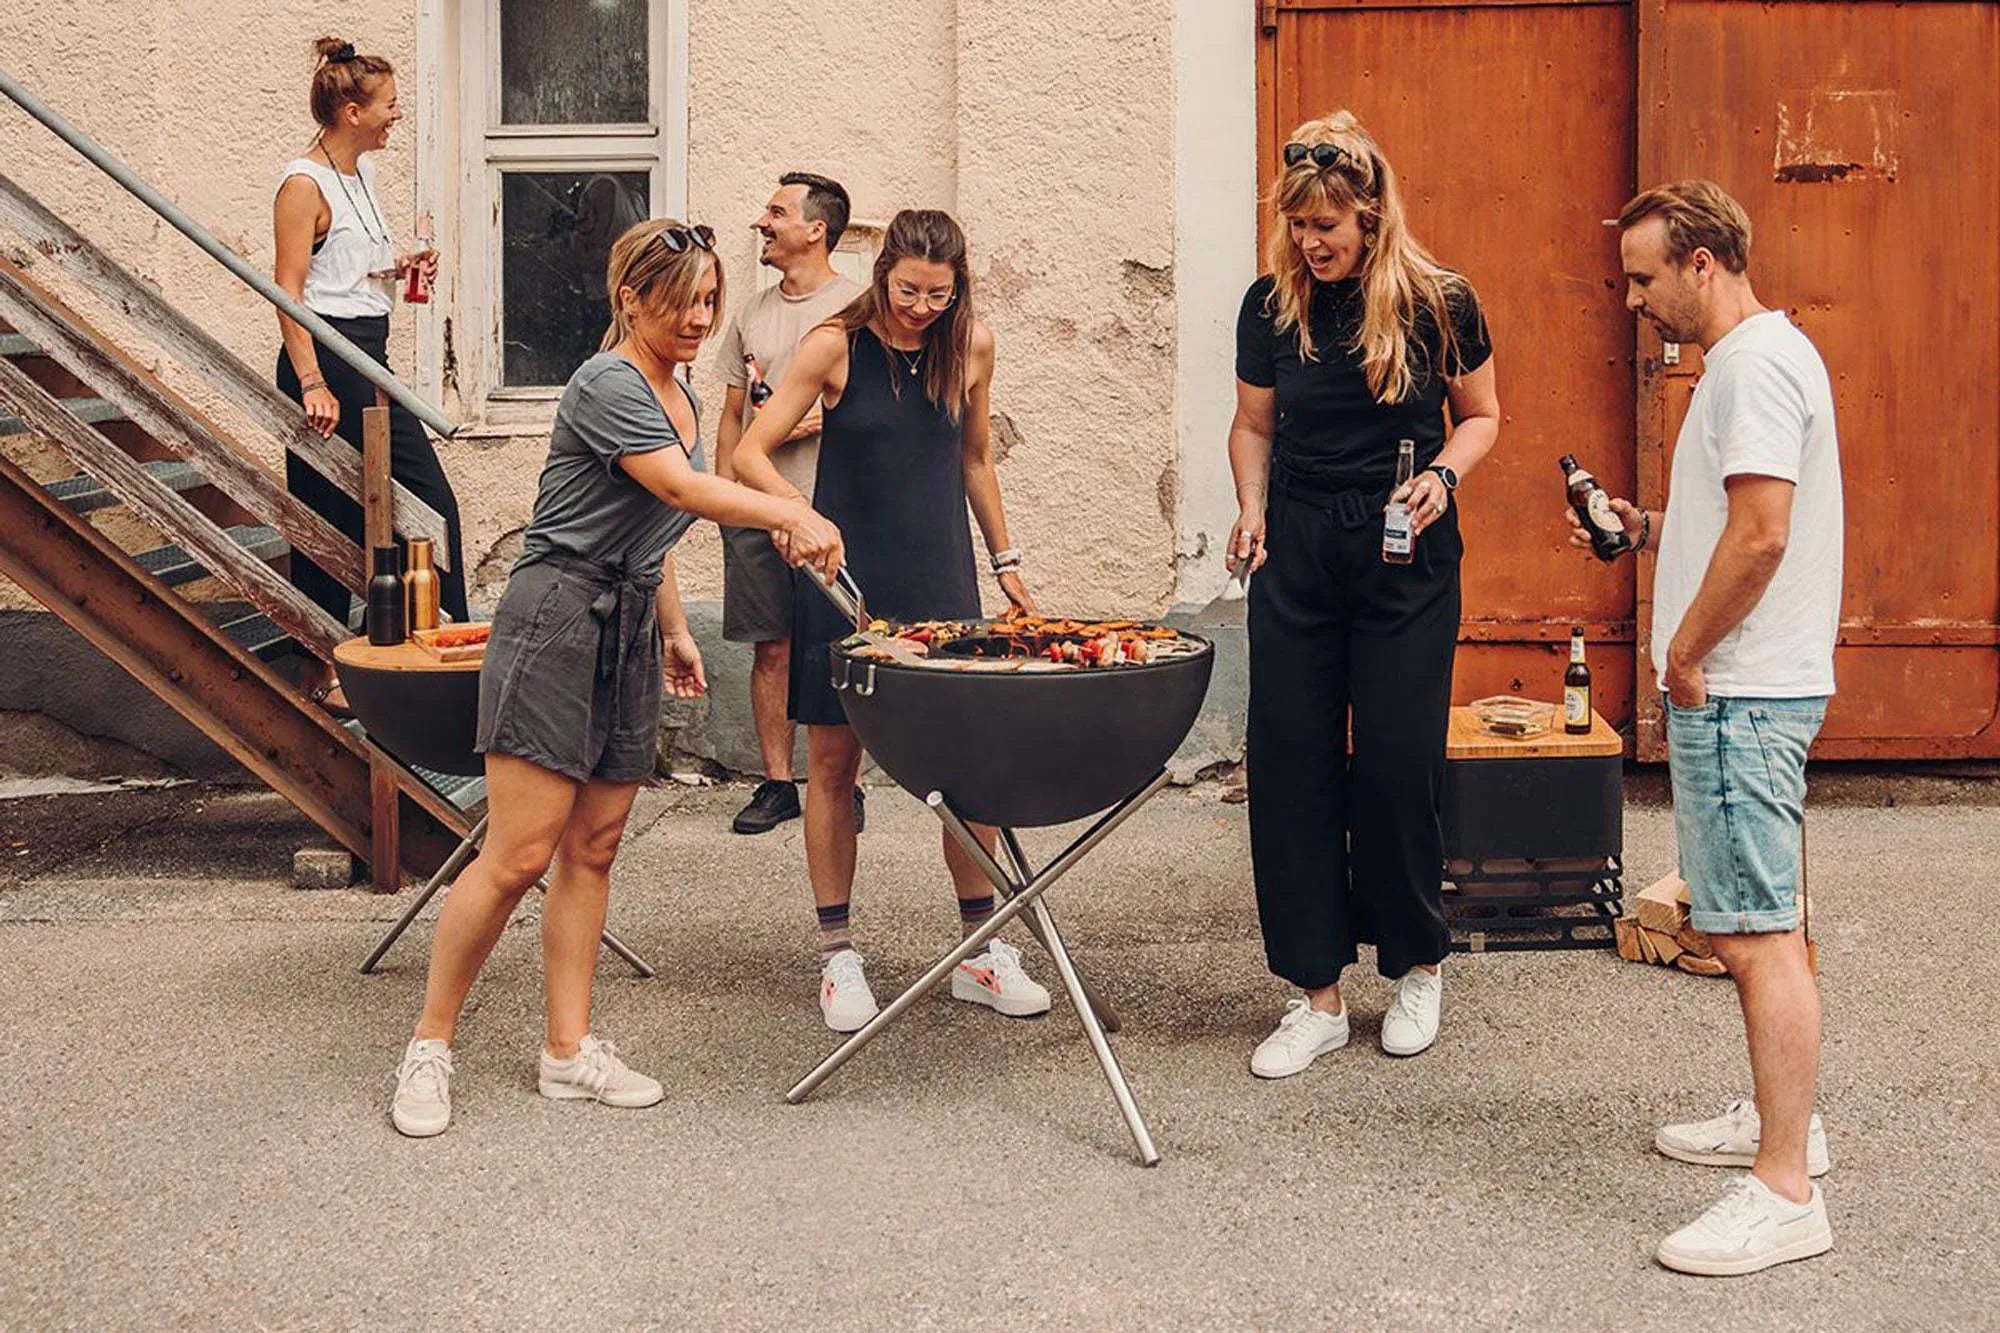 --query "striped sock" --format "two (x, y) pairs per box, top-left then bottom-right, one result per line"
(958, 893), (996, 939)
(817, 902), (853, 958)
